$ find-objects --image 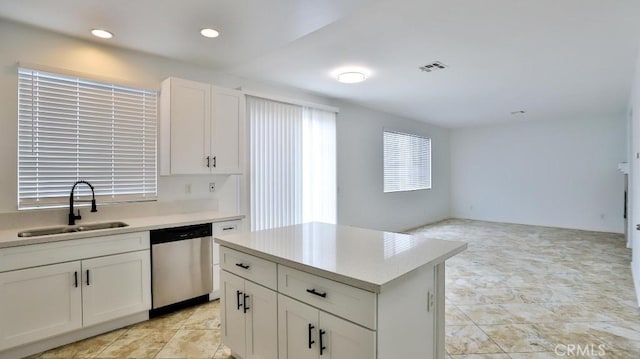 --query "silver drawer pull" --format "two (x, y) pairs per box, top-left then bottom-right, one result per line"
(306, 288), (327, 298)
(223, 226), (235, 231)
